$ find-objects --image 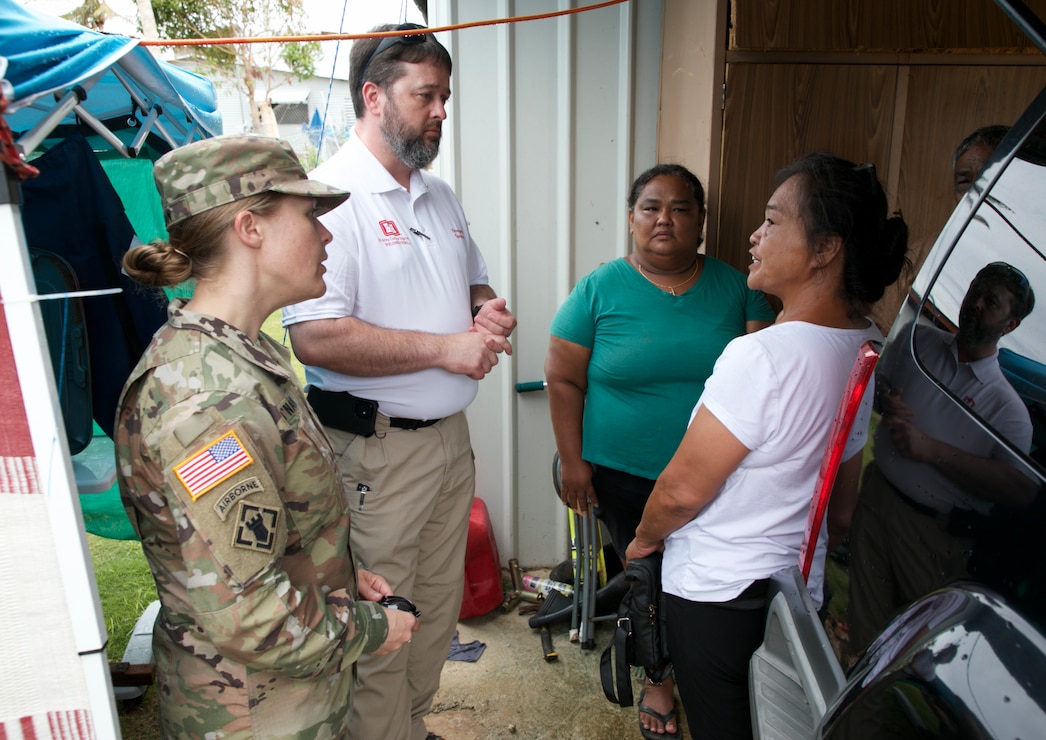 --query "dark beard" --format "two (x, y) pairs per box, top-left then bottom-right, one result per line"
(386, 130), (440, 170)
(956, 320), (993, 349)
(381, 99), (441, 169)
